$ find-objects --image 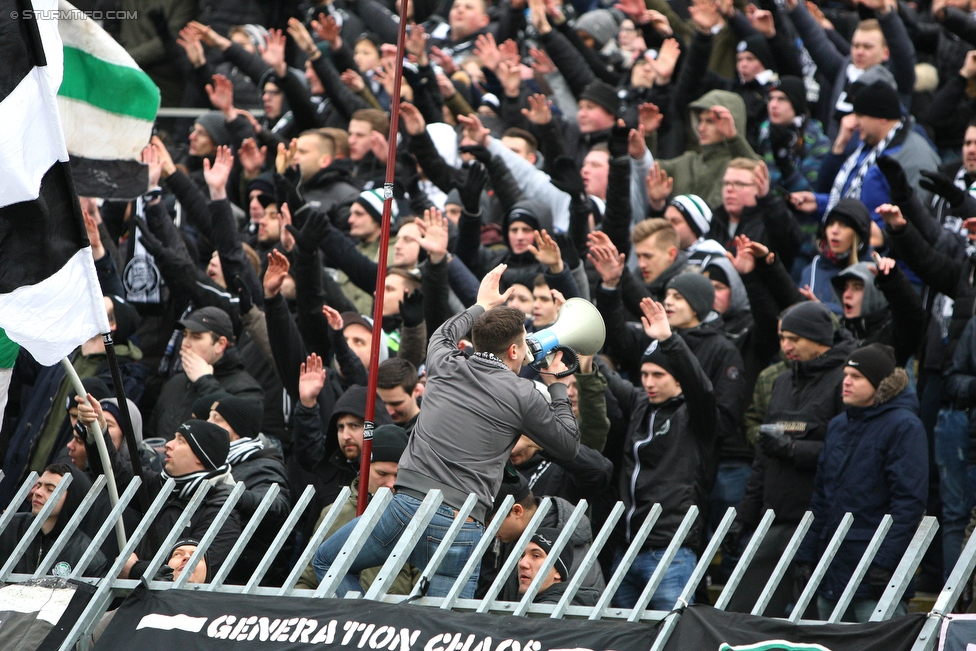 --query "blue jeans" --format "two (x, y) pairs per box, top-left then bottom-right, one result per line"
(935, 408), (976, 578)
(312, 492), (485, 598)
(611, 546), (697, 610)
